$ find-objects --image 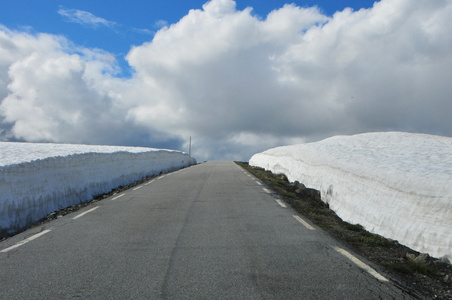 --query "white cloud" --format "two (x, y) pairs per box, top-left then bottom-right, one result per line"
(202, 0), (237, 17)
(0, 28), (175, 147)
(1, 0), (452, 160)
(154, 20), (168, 29)
(57, 7), (153, 37)
(58, 8), (116, 28)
